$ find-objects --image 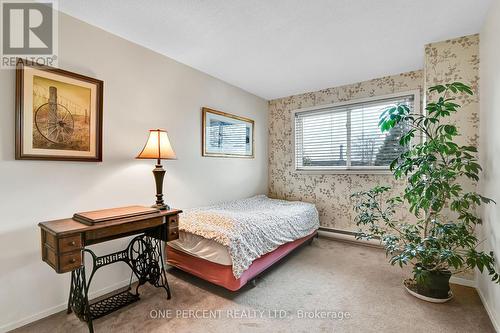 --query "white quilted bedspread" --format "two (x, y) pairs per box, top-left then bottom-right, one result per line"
(178, 195), (319, 278)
